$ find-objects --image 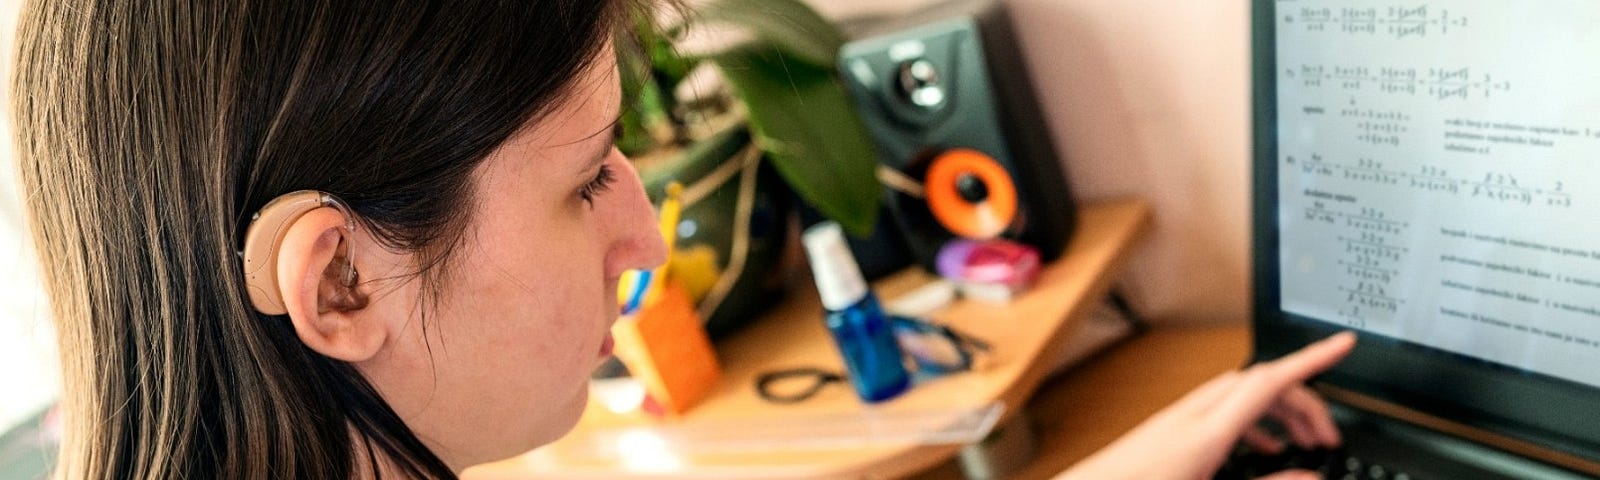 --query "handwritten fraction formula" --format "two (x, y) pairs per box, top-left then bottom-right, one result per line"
(1288, 5), (1468, 39)
(1286, 154), (1576, 208)
(1291, 65), (1511, 100)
